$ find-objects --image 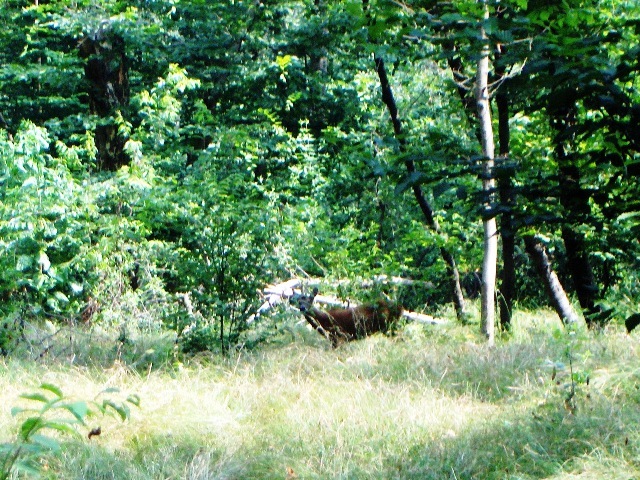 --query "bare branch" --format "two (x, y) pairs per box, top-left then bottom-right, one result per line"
(249, 278), (446, 325)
